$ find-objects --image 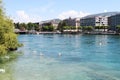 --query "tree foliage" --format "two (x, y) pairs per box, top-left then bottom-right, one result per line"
(116, 25), (120, 33)
(82, 26), (94, 32)
(42, 26), (54, 31)
(0, 0), (21, 56)
(63, 26), (76, 30)
(78, 26), (82, 29)
(95, 26), (108, 29)
(14, 22), (40, 31)
(58, 21), (67, 32)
